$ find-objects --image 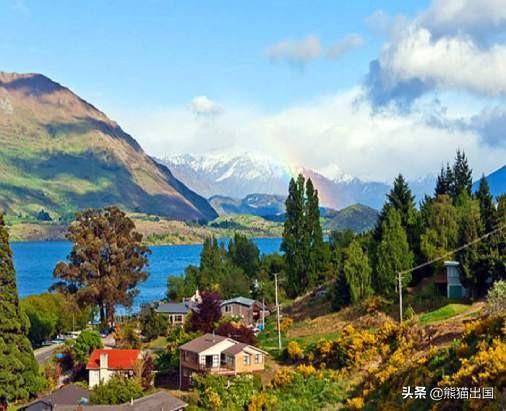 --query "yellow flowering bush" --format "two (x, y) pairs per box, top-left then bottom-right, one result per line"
(295, 364), (317, 378)
(272, 367), (295, 388)
(248, 392), (277, 411)
(286, 340), (304, 362)
(280, 316), (293, 333)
